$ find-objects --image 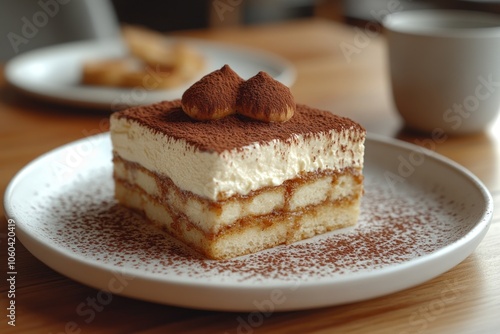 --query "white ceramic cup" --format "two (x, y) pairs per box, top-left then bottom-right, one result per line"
(383, 10), (500, 135)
